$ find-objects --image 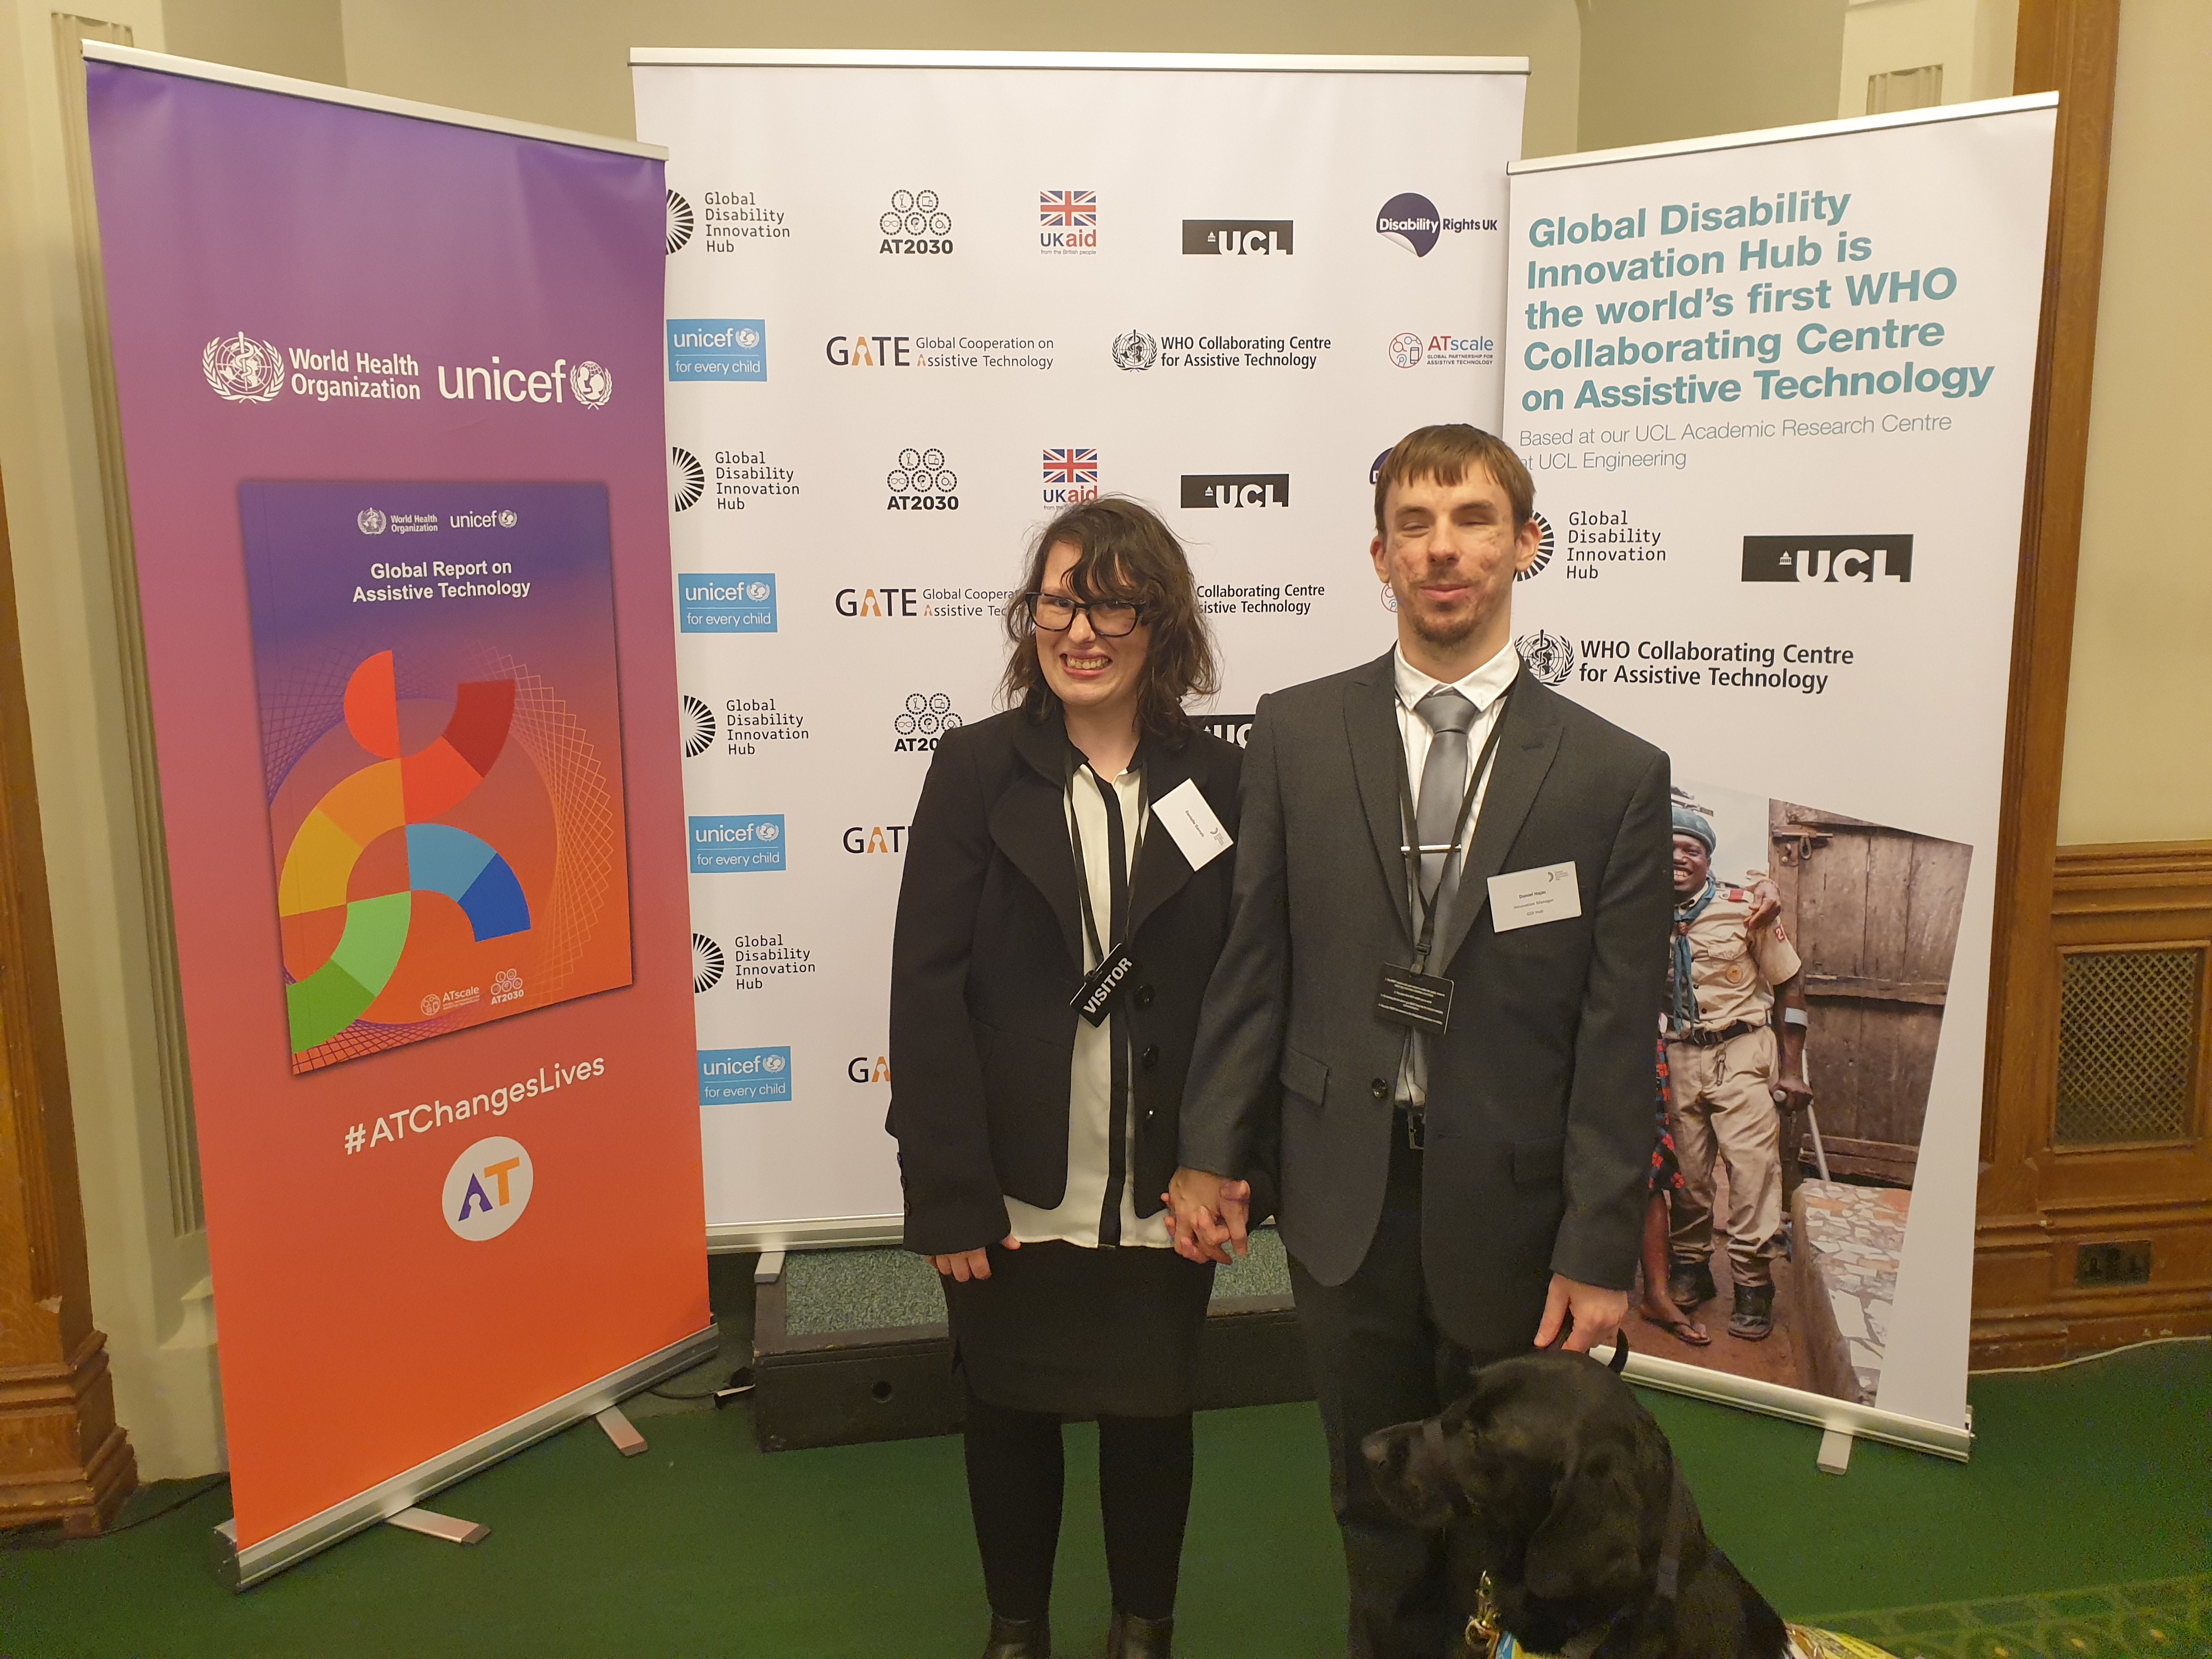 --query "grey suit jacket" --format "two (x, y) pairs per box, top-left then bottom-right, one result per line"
(1180, 651), (1671, 1351)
